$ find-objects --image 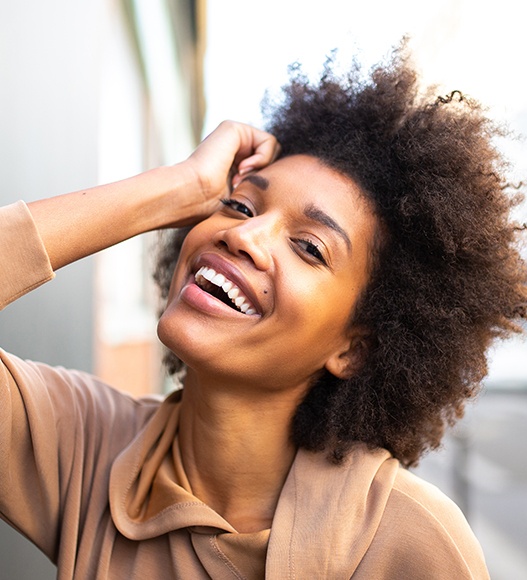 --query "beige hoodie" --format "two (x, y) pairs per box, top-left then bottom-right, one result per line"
(0, 202), (489, 579)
